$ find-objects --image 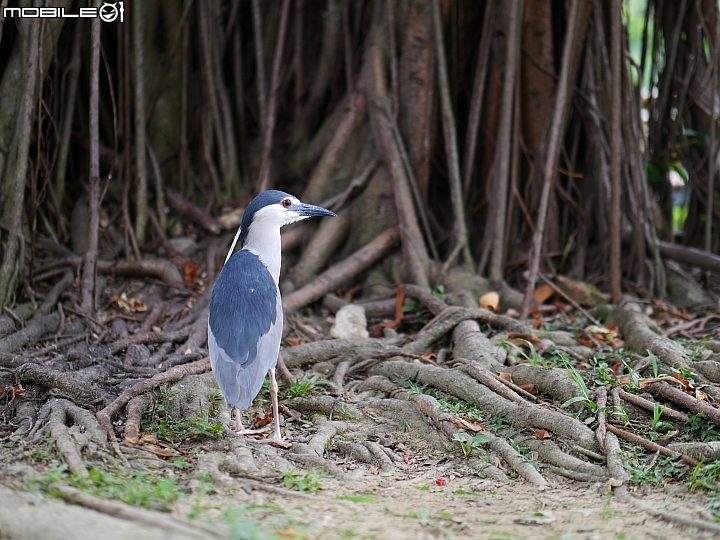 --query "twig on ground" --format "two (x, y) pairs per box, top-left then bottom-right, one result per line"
(595, 386), (607, 451)
(647, 381), (720, 426)
(617, 387), (689, 423)
(605, 423), (699, 466)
